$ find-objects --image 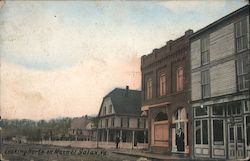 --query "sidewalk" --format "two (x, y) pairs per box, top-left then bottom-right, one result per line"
(111, 148), (191, 161)
(111, 148), (230, 161)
